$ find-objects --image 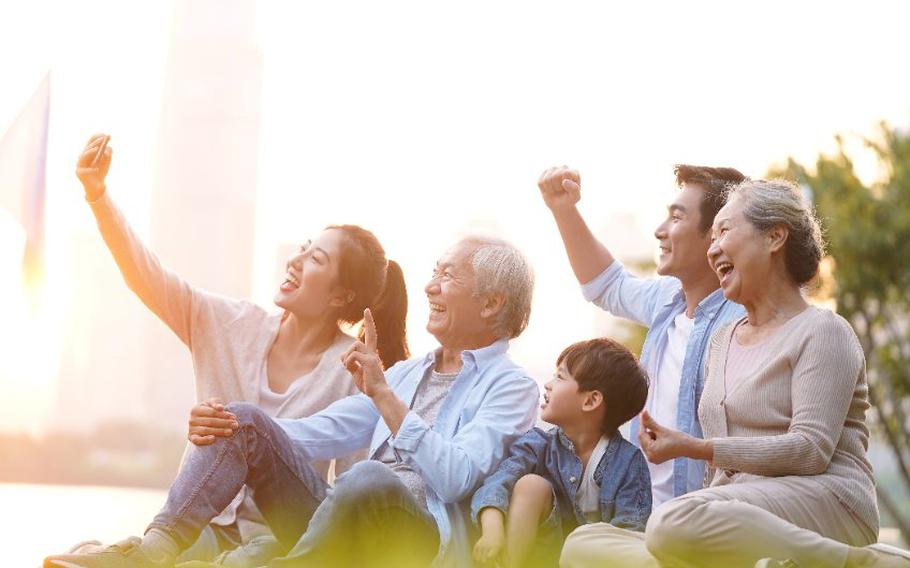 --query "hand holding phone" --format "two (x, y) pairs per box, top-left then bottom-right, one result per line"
(76, 134), (112, 201)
